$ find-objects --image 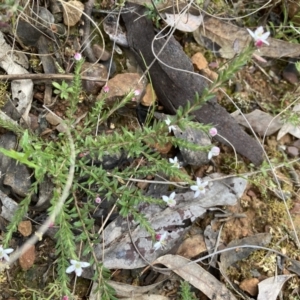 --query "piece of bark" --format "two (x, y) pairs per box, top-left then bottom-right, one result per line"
(122, 3), (263, 165)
